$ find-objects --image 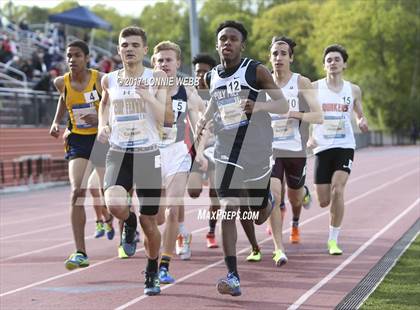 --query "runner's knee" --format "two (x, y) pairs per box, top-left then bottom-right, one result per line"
(331, 183), (345, 199)
(70, 187), (86, 206)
